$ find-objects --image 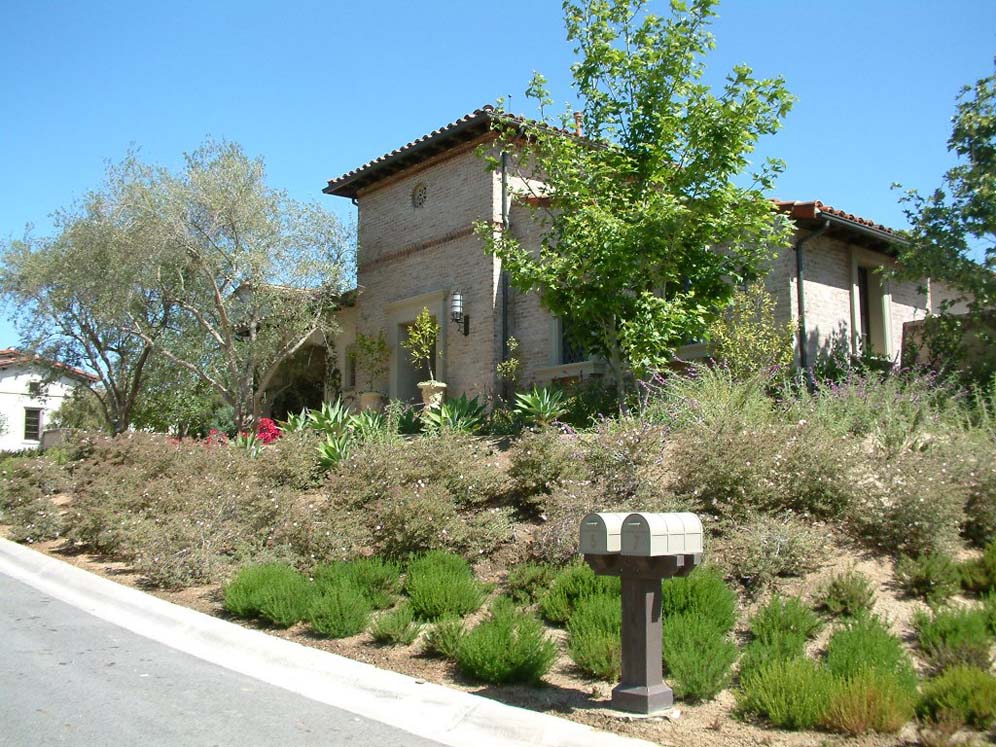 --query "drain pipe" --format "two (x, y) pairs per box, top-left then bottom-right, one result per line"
(795, 219), (831, 371)
(500, 151), (511, 399)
